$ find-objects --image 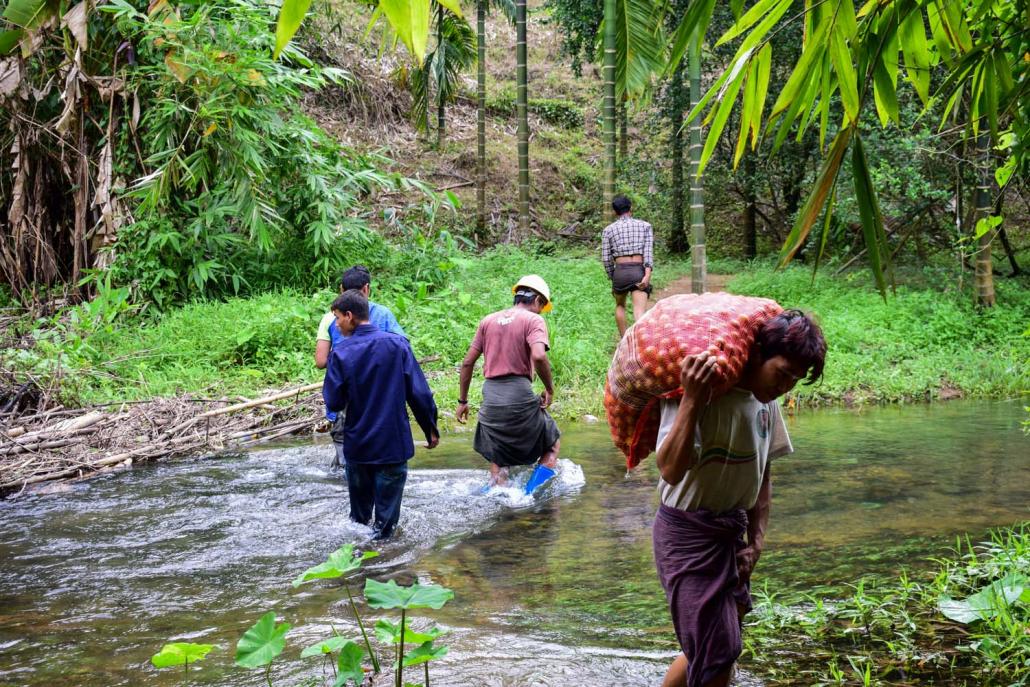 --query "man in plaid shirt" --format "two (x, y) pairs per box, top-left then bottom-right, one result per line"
(601, 195), (654, 337)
